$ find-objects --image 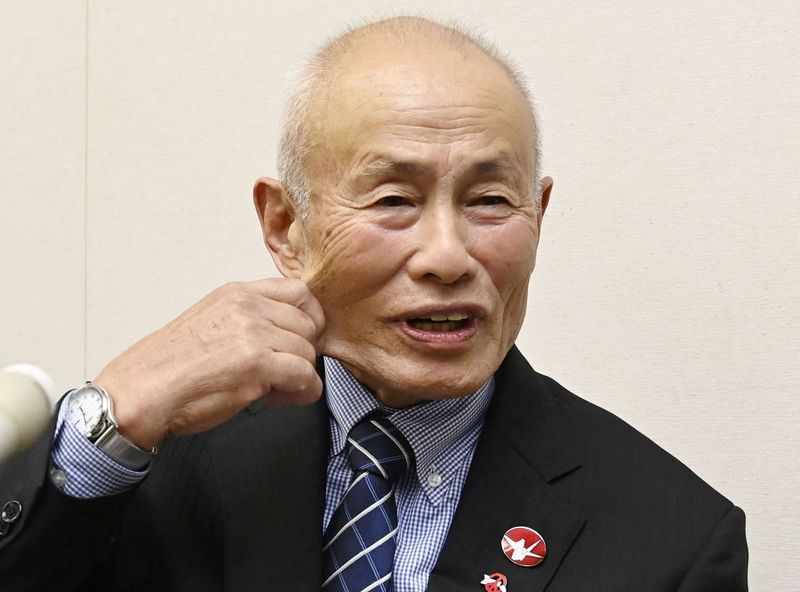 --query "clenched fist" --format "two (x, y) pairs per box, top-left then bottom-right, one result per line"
(93, 278), (325, 450)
